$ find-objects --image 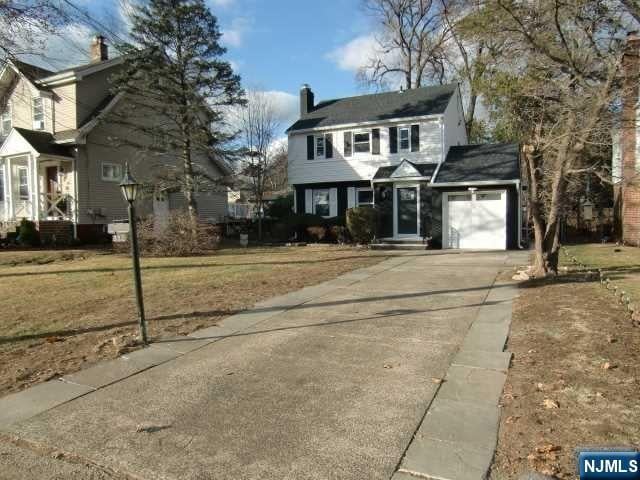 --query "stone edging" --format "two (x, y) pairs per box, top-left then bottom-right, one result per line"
(561, 246), (637, 321)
